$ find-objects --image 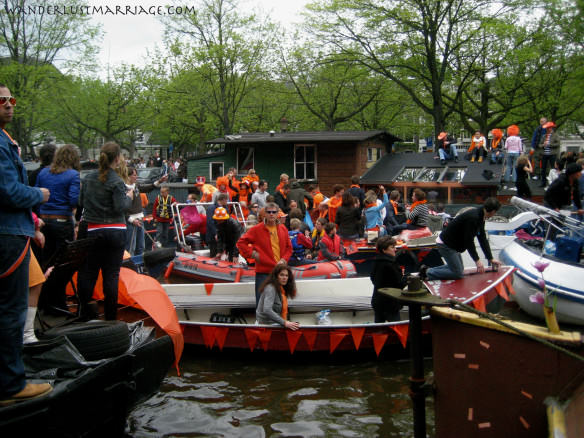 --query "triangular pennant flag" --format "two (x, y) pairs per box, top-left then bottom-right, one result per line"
(258, 329), (272, 351)
(303, 329), (318, 351)
(495, 283), (509, 301)
(215, 327), (229, 351)
(472, 295), (486, 313)
(372, 333), (389, 357)
(392, 324), (409, 348)
(286, 330), (302, 354)
(350, 327), (365, 350)
(504, 276), (516, 295)
(200, 326), (217, 349)
(244, 329), (260, 352)
(329, 331), (347, 354)
(204, 283), (214, 295)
